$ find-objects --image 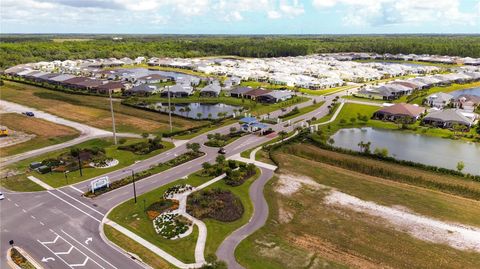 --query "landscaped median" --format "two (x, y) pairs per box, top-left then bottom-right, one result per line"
(0, 137), (174, 192)
(104, 158), (260, 268)
(7, 247), (41, 269)
(84, 144), (205, 197)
